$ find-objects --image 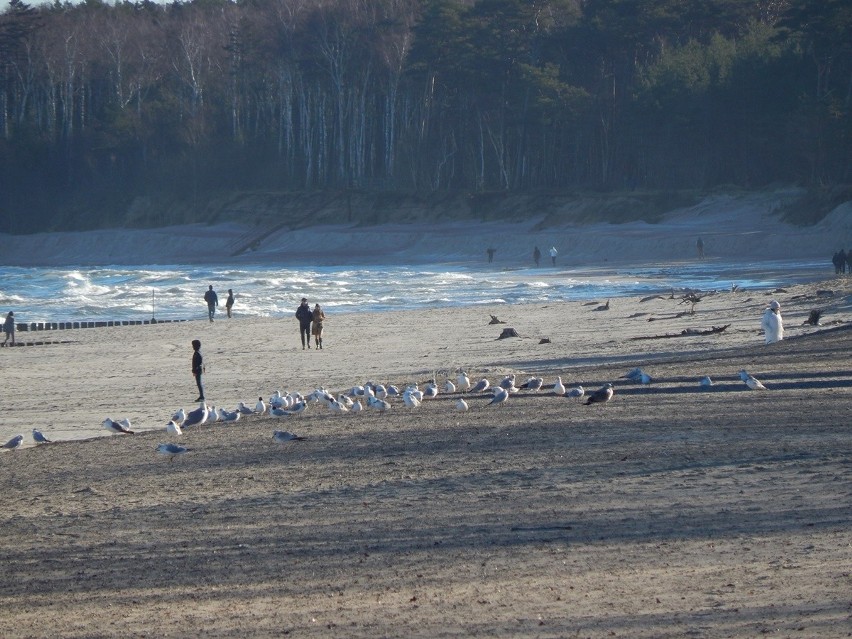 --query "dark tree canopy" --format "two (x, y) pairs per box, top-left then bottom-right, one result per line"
(0, 0), (849, 232)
